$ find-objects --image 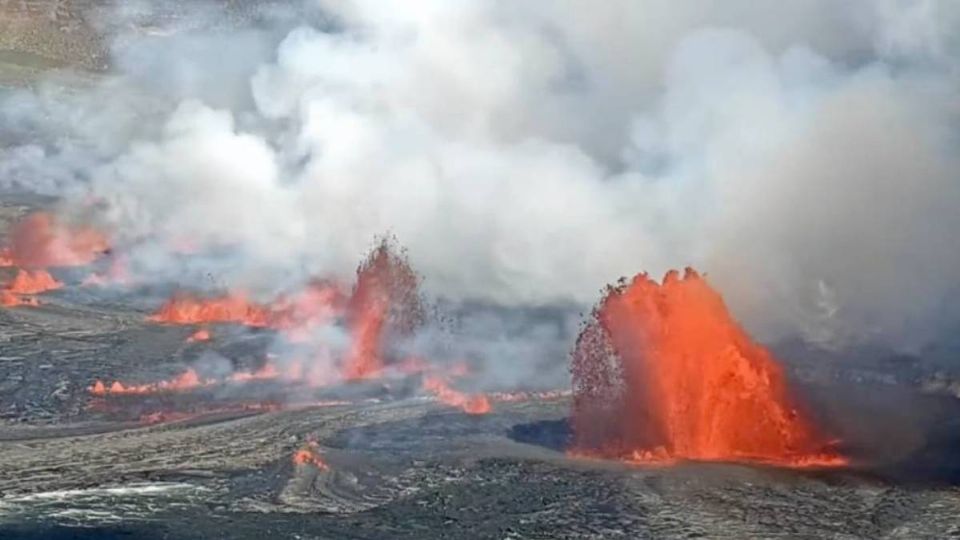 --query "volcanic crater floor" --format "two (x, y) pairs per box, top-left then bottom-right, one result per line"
(0, 294), (958, 539)
(0, 196), (959, 539)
